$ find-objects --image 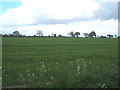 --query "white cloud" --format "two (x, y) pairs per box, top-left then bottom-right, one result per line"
(0, 0), (118, 36)
(0, 0), (100, 26)
(0, 0), (21, 2)
(0, 19), (117, 36)
(99, 0), (119, 2)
